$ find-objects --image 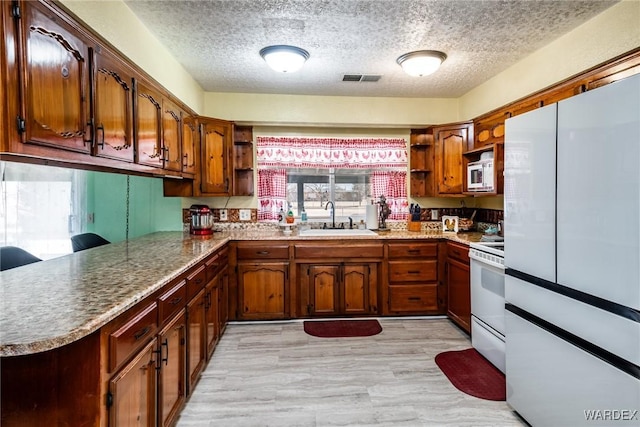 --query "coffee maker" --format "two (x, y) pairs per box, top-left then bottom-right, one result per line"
(189, 205), (214, 235)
